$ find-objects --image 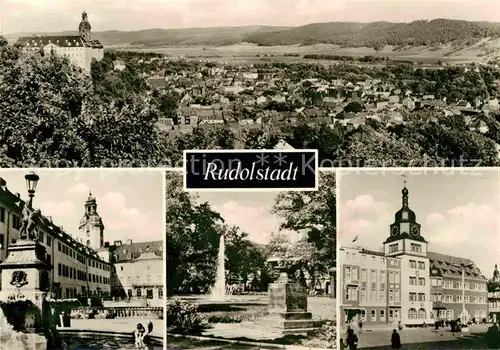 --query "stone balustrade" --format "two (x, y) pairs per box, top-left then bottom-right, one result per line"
(71, 306), (163, 320)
